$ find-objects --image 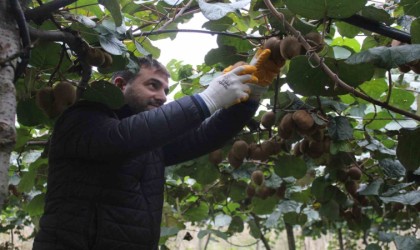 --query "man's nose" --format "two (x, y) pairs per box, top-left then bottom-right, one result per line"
(155, 90), (167, 104)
